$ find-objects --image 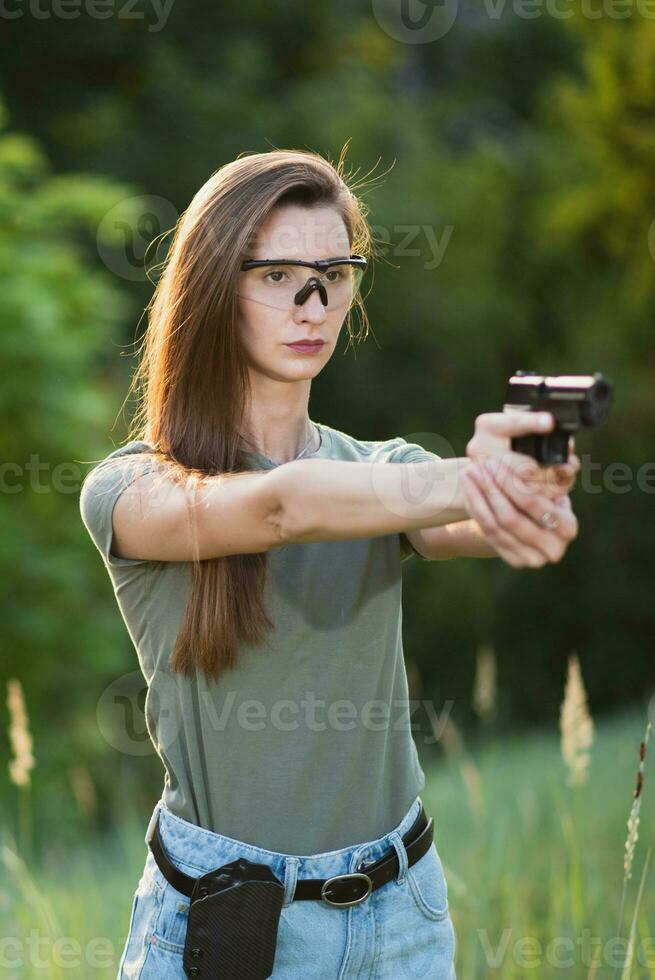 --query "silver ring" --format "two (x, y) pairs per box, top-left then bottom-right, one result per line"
(541, 510), (560, 530)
